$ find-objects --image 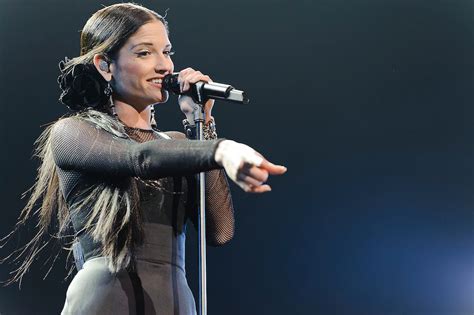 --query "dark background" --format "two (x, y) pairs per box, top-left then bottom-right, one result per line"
(1, 0), (473, 314)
